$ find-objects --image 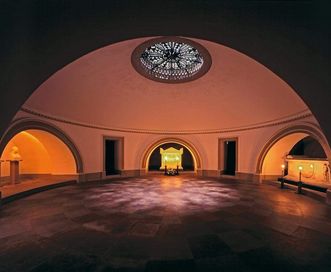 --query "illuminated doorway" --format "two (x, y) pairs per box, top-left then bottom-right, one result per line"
(142, 138), (201, 174)
(148, 143), (194, 172)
